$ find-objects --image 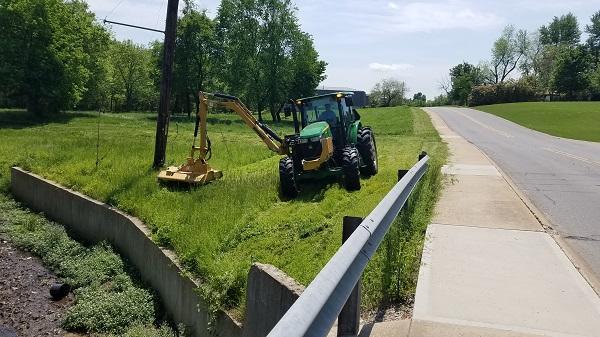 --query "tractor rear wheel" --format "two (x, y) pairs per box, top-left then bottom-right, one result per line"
(357, 127), (378, 176)
(342, 147), (361, 191)
(279, 157), (298, 198)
